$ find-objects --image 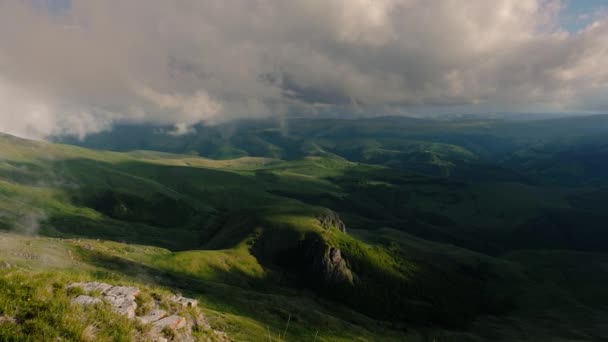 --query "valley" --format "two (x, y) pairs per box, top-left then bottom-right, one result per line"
(2, 115), (608, 340)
